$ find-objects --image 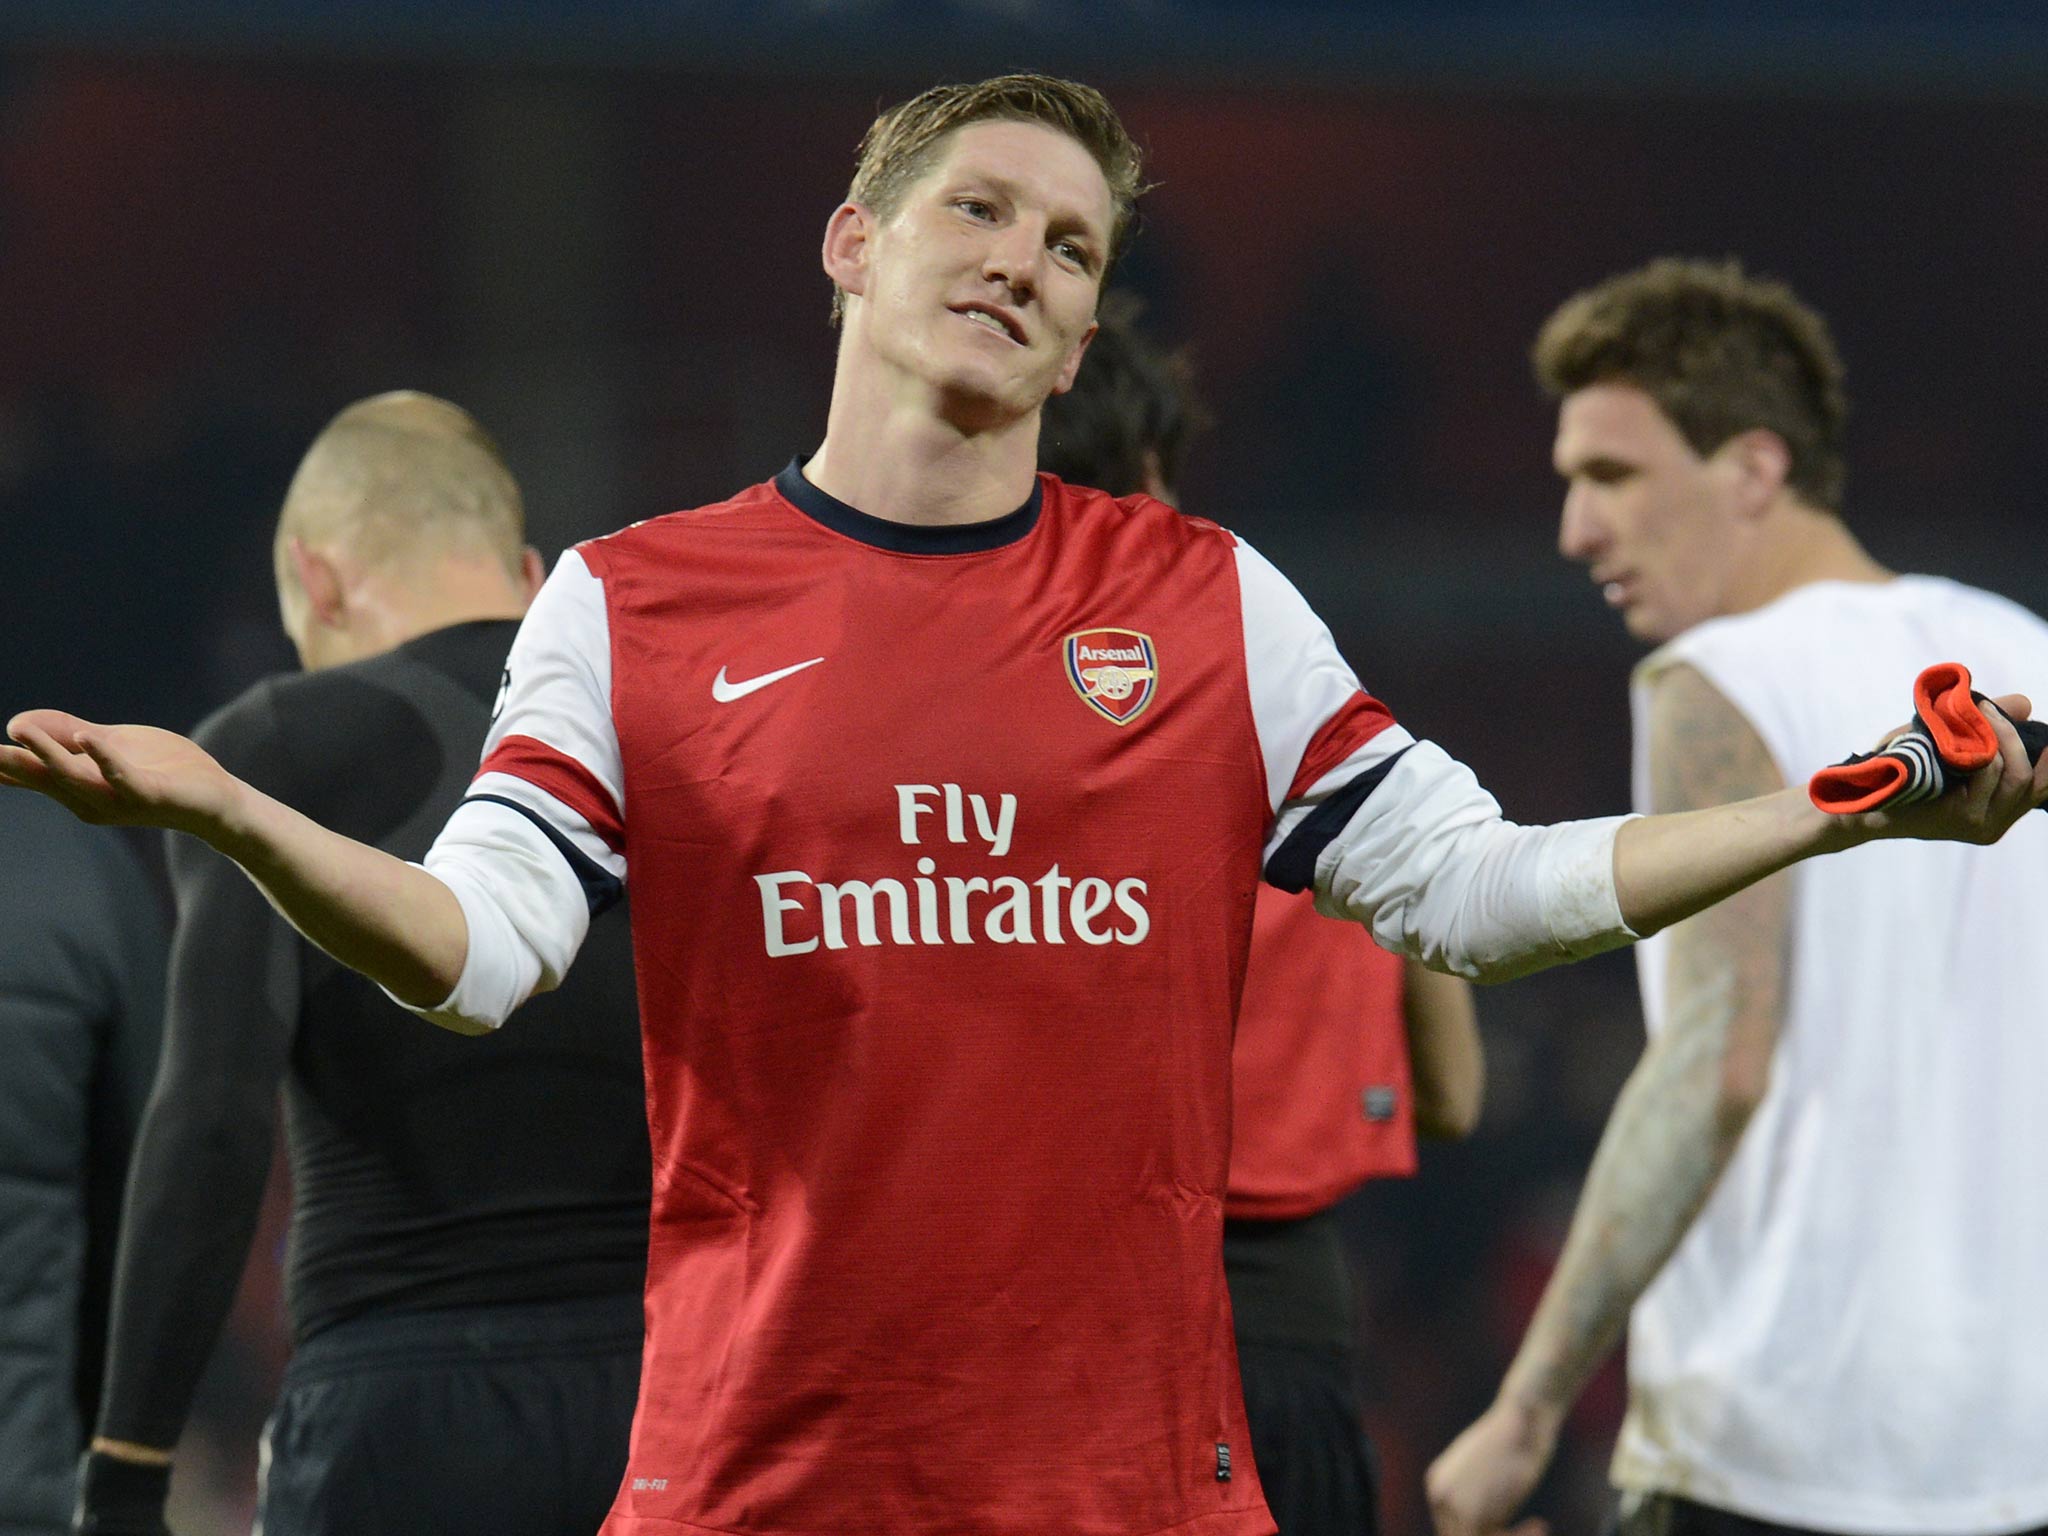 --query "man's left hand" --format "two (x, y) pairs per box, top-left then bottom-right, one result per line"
(1865, 692), (2048, 845)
